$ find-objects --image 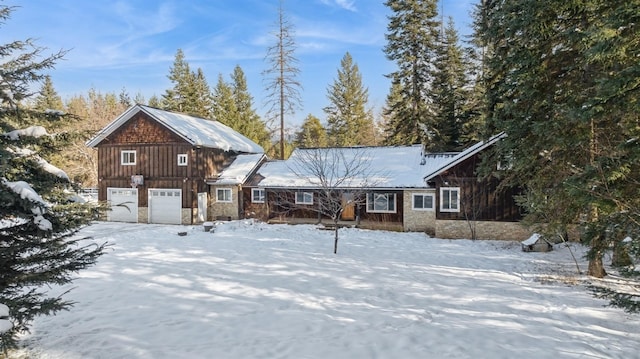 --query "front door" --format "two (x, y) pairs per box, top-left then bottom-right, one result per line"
(341, 193), (355, 220)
